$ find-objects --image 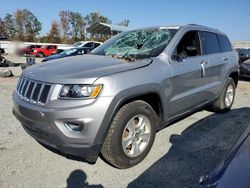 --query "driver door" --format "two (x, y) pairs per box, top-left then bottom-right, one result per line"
(168, 30), (211, 118)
